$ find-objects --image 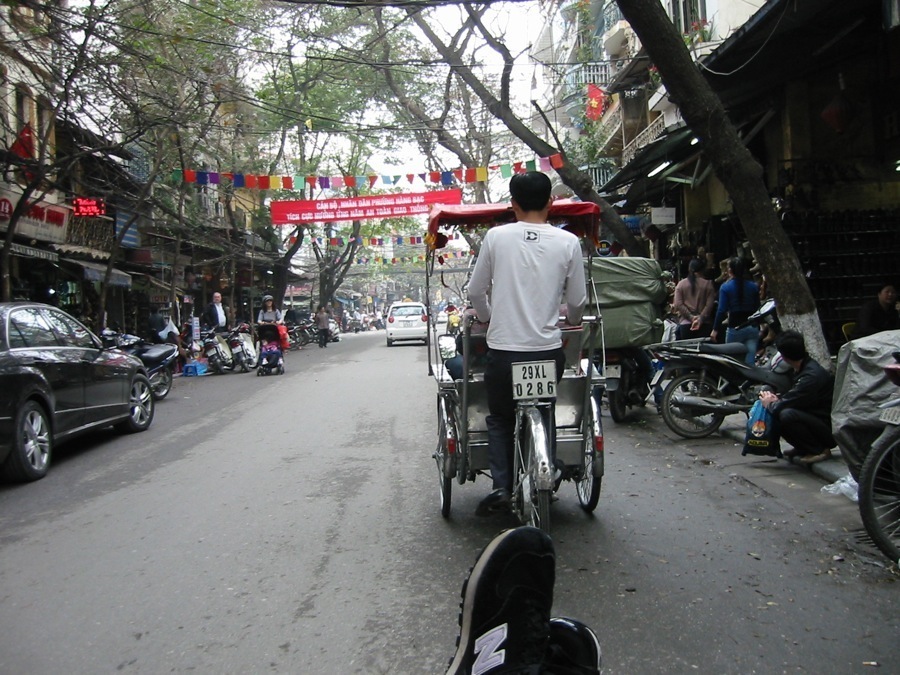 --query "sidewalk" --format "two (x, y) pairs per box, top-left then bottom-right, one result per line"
(717, 415), (848, 485)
